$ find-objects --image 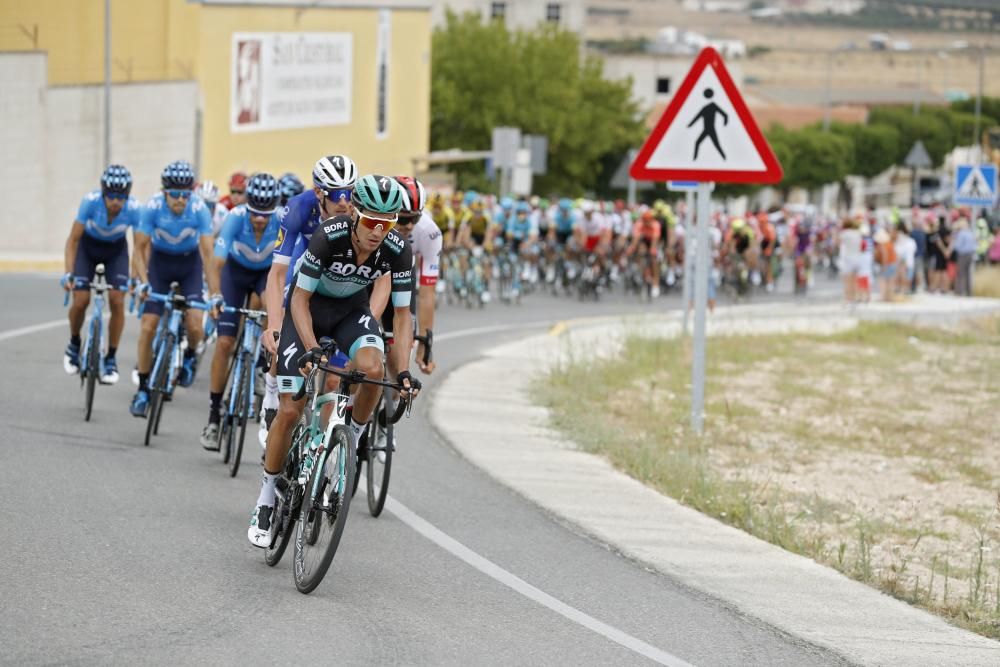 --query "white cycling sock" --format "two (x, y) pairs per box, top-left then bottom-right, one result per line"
(350, 418), (366, 443)
(262, 374), (279, 410)
(256, 471), (279, 507)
